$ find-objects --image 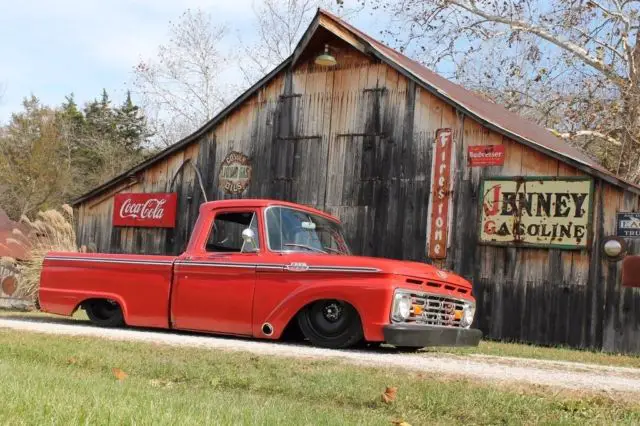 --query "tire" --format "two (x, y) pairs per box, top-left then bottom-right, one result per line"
(297, 300), (363, 349)
(84, 300), (125, 327)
